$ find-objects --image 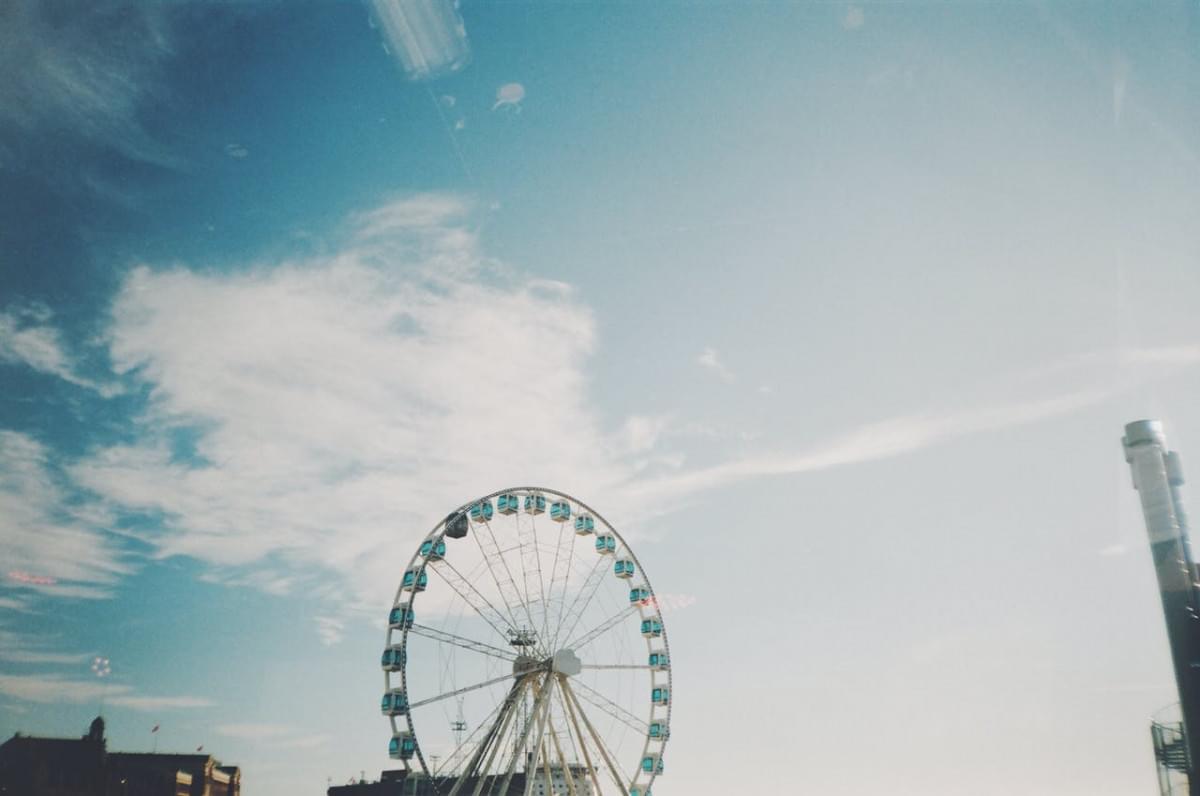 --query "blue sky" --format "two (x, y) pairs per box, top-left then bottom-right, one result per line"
(3, 1), (1200, 793)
